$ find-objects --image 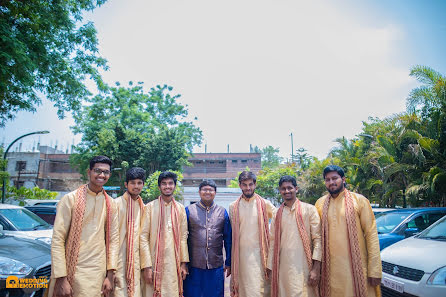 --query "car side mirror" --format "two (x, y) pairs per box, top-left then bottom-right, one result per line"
(404, 227), (419, 238)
